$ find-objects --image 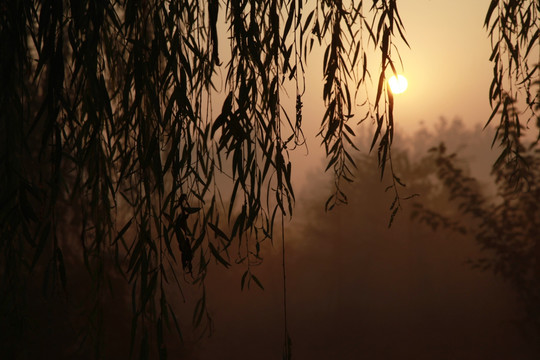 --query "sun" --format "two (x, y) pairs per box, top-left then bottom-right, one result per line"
(388, 74), (408, 94)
